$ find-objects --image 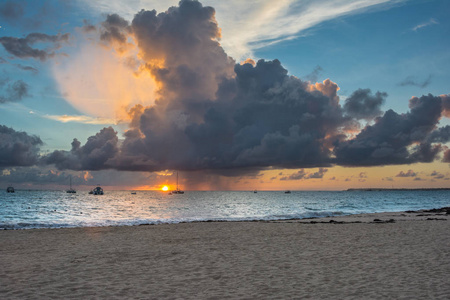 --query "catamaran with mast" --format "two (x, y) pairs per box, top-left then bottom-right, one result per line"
(66, 176), (76, 193)
(172, 171), (184, 194)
